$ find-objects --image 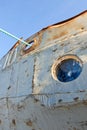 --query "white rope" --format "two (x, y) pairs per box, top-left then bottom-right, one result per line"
(0, 28), (31, 46)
